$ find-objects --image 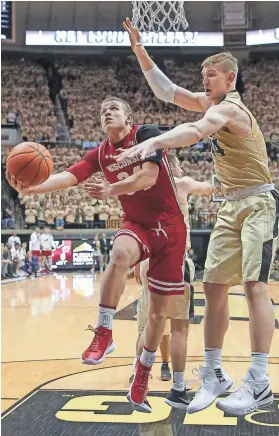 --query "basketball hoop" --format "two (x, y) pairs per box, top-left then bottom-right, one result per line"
(131, 1), (188, 33)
